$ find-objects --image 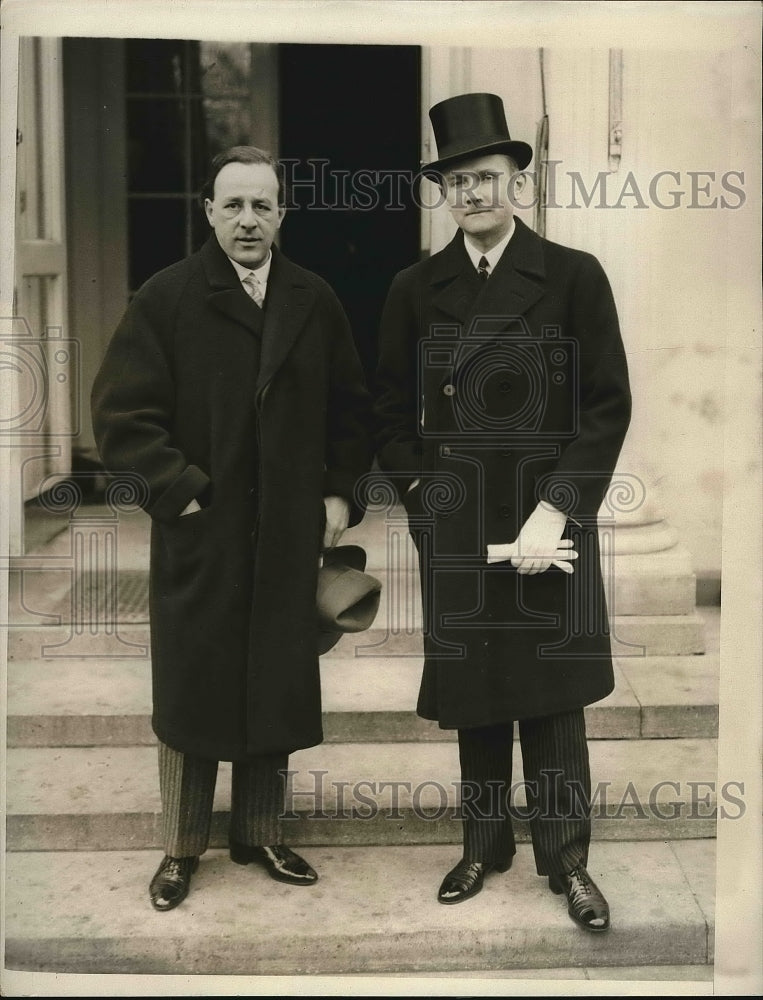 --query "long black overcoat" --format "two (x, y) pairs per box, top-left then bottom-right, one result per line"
(92, 237), (372, 759)
(375, 218), (632, 729)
